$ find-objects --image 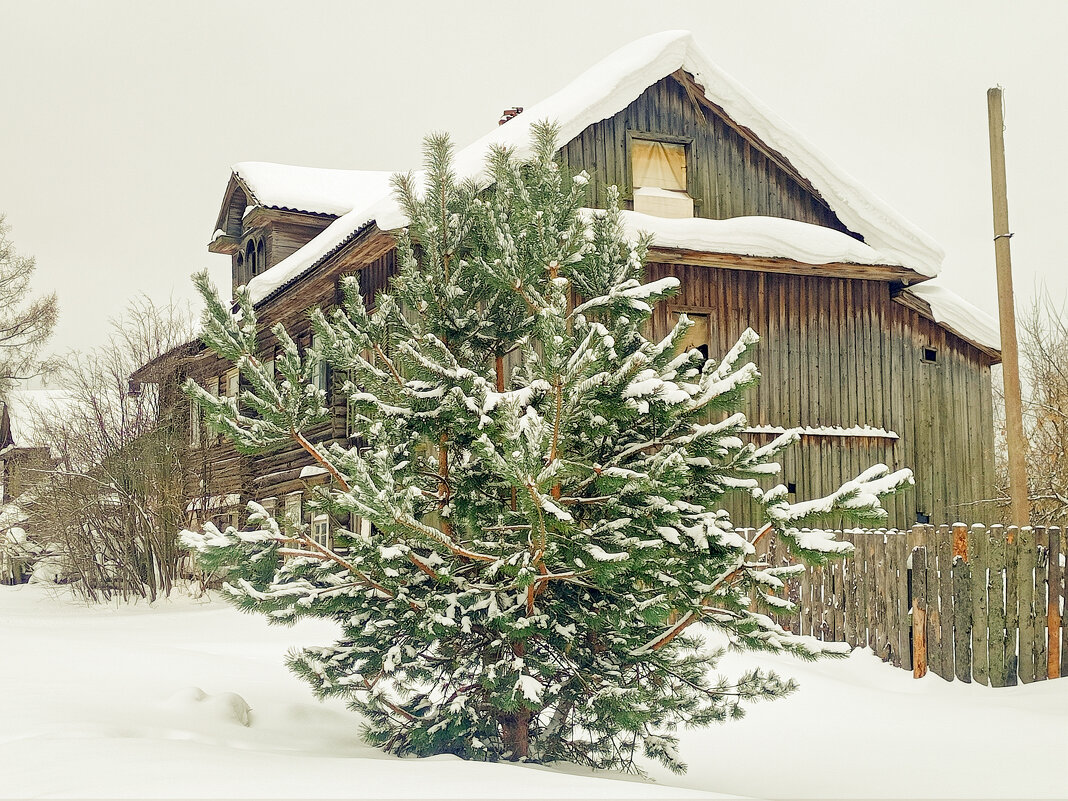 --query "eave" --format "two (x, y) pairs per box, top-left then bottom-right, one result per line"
(892, 288), (1002, 364)
(647, 246), (929, 284)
